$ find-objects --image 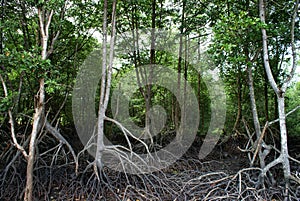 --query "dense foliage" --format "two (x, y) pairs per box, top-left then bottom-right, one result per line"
(0, 0), (299, 200)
